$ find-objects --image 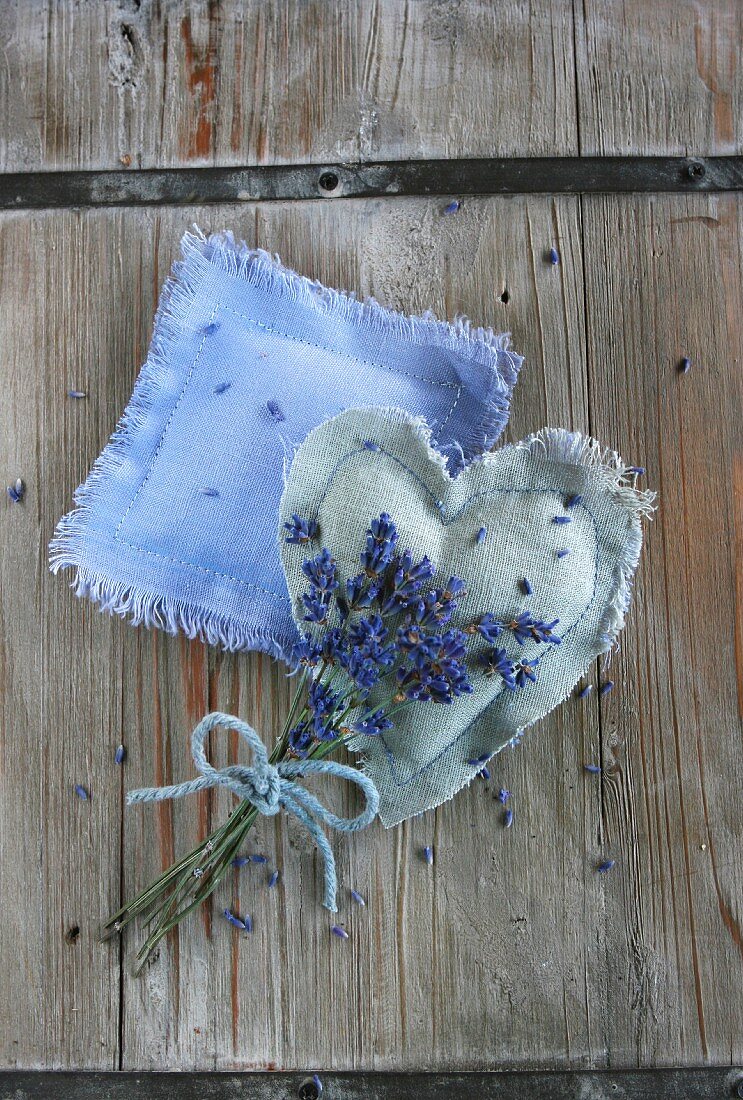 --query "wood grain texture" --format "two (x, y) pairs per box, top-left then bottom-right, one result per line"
(0, 0), (578, 173)
(577, 1), (743, 155)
